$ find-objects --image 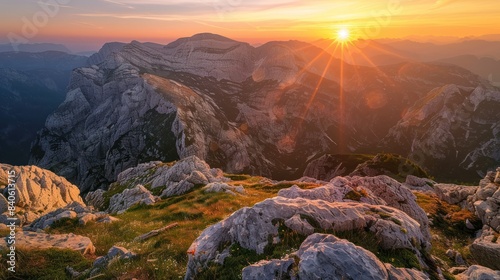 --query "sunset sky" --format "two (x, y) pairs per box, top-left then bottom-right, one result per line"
(1, 0), (500, 52)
